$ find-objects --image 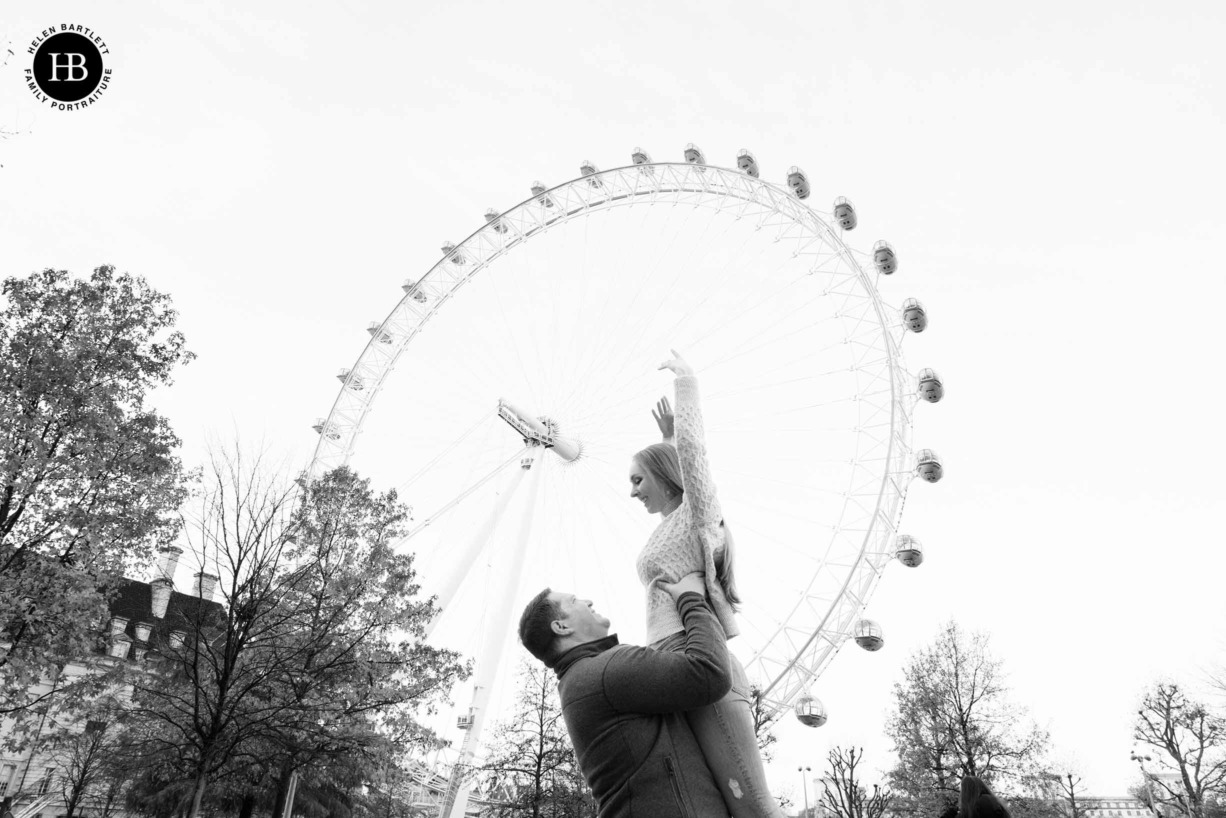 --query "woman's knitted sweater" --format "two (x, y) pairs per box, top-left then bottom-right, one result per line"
(636, 375), (740, 645)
